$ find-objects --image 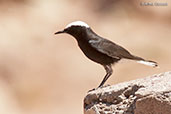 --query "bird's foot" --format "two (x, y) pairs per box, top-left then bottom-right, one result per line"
(98, 84), (110, 89)
(87, 84), (111, 93)
(87, 88), (96, 92)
